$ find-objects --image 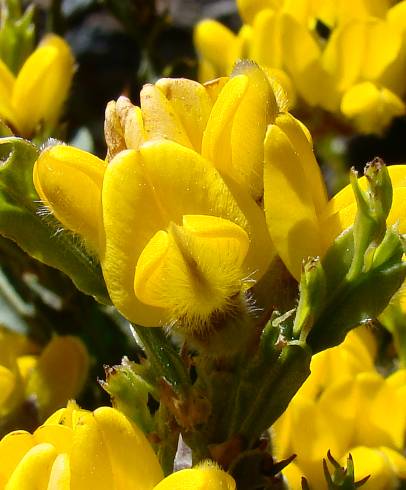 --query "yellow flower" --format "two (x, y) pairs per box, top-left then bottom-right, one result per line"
(272, 328), (406, 489)
(0, 34), (74, 137)
(0, 402), (235, 490)
(34, 63), (280, 330)
(195, 0), (406, 132)
(34, 65), (406, 330)
(0, 329), (89, 422)
(263, 111), (406, 279)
